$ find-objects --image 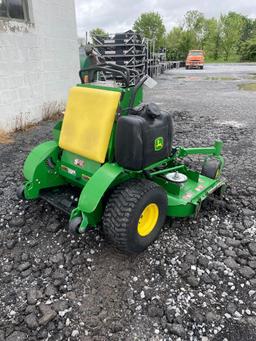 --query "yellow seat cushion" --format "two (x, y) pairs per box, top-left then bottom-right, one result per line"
(59, 86), (121, 163)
